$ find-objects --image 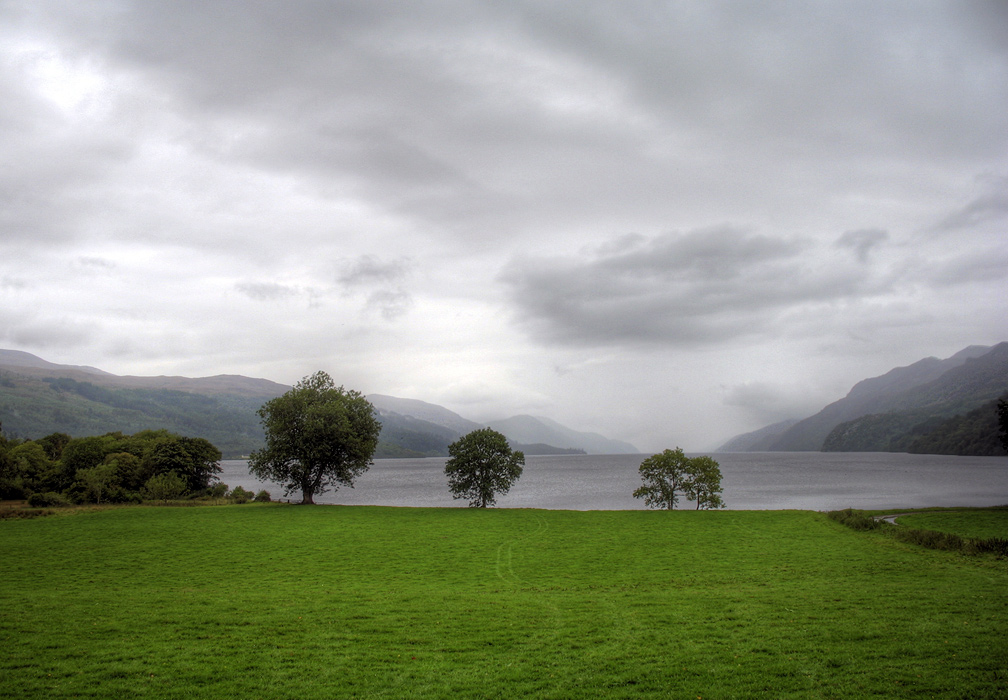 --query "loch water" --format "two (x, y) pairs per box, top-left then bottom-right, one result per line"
(219, 451), (1008, 511)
